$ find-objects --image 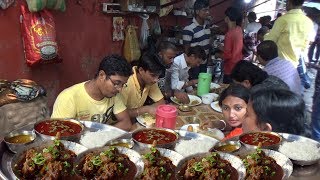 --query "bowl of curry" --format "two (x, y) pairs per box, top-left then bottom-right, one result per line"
(4, 130), (36, 153)
(132, 128), (178, 149)
(34, 119), (84, 141)
(239, 131), (282, 149)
